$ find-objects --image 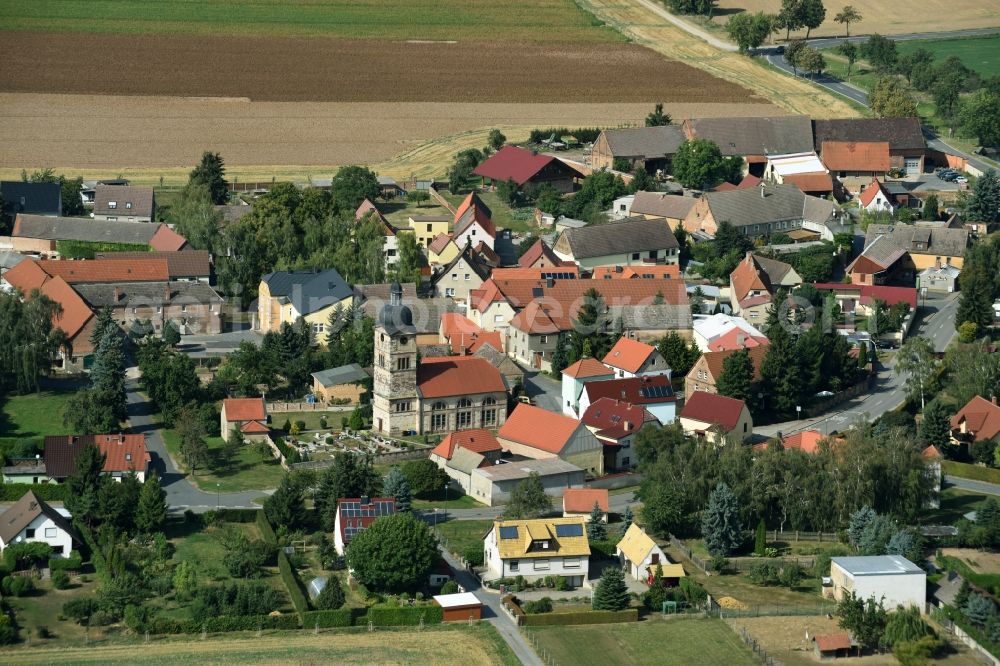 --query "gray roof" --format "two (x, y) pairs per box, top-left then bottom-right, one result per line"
(360, 295), (457, 335)
(472, 457), (583, 482)
(261, 268), (352, 316)
(554, 217), (679, 260)
(629, 192), (696, 220)
(601, 126), (685, 159)
(311, 363), (369, 388)
(812, 117), (925, 152)
(686, 116), (814, 156)
(0, 251), (27, 271)
(1, 181), (61, 216)
(831, 555), (923, 576)
(74, 281), (224, 308)
(863, 224), (969, 259)
(13, 214), (162, 244)
(752, 254), (796, 284)
(447, 447), (487, 475)
(609, 304), (692, 332)
(377, 176), (398, 186)
(702, 183), (833, 228)
(93, 185), (155, 218)
(215, 203), (251, 225)
(919, 263), (961, 278)
(0, 490), (77, 546)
